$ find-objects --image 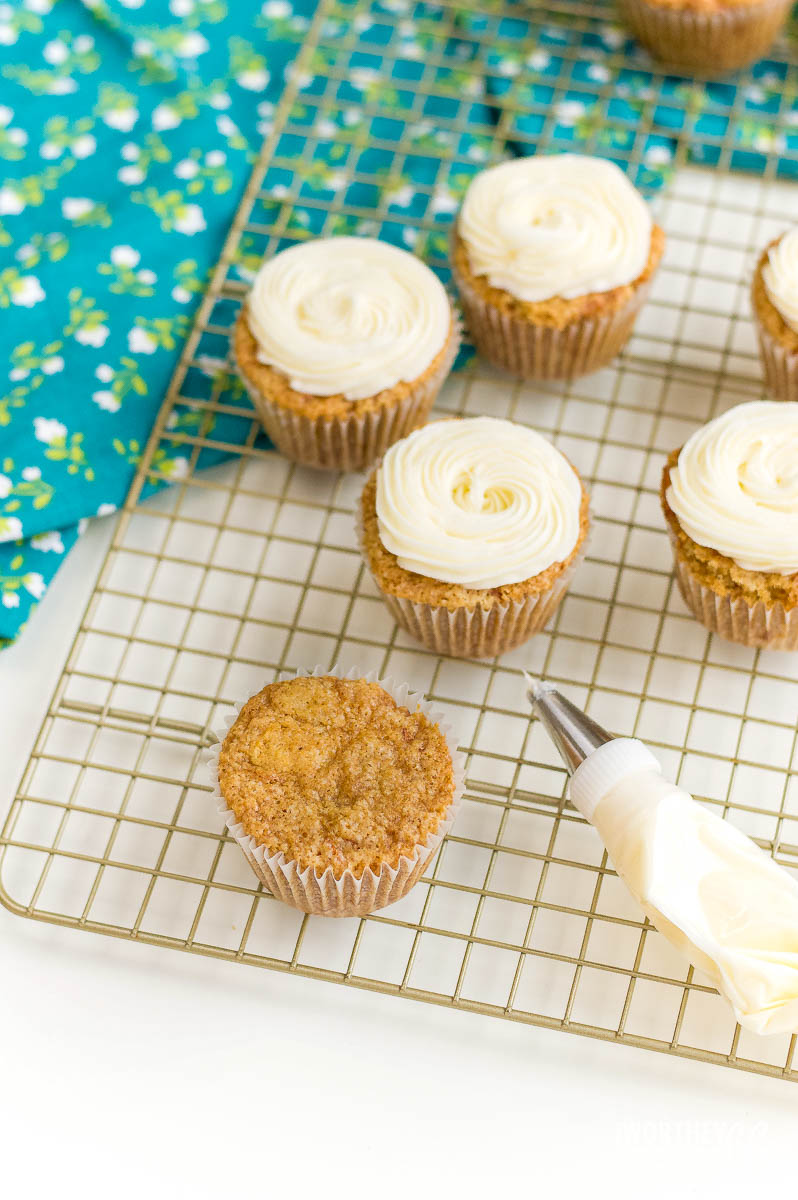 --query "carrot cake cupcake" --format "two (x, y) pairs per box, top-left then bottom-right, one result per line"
(451, 154), (664, 380)
(233, 237), (459, 471)
(619, 0), (791, 74)
(753, 227), (798, 402)
(209, 670), (464, 917)
(360, 416), (590, 658)
(662, 401), (798, 649)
